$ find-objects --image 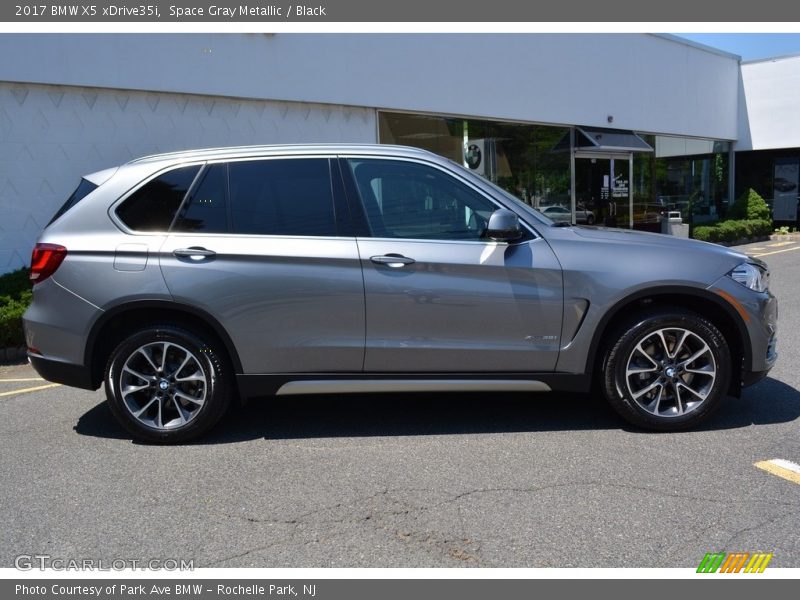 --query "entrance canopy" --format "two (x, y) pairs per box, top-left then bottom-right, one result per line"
(555, 127), (654, 153)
